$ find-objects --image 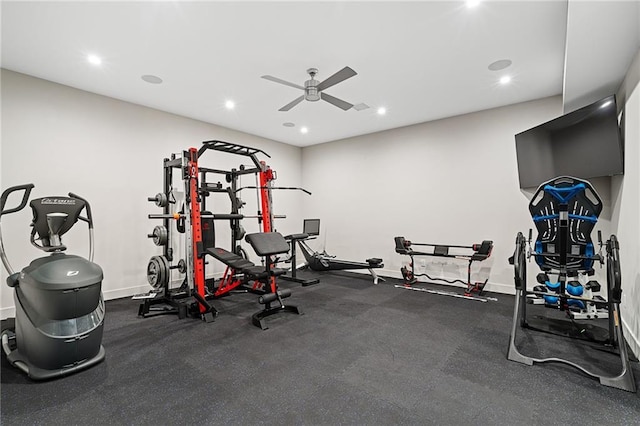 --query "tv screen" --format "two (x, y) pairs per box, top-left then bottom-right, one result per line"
(303, 219), (320, 236)
(515, 95), (624, 188)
